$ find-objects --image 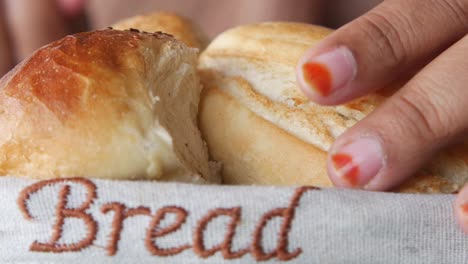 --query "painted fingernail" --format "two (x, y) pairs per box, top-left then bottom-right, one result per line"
(461, 204), (468, 214)
(301, 47), (357, 97)
(454, 185), (468, 234)
(330, 137), (383, 188)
